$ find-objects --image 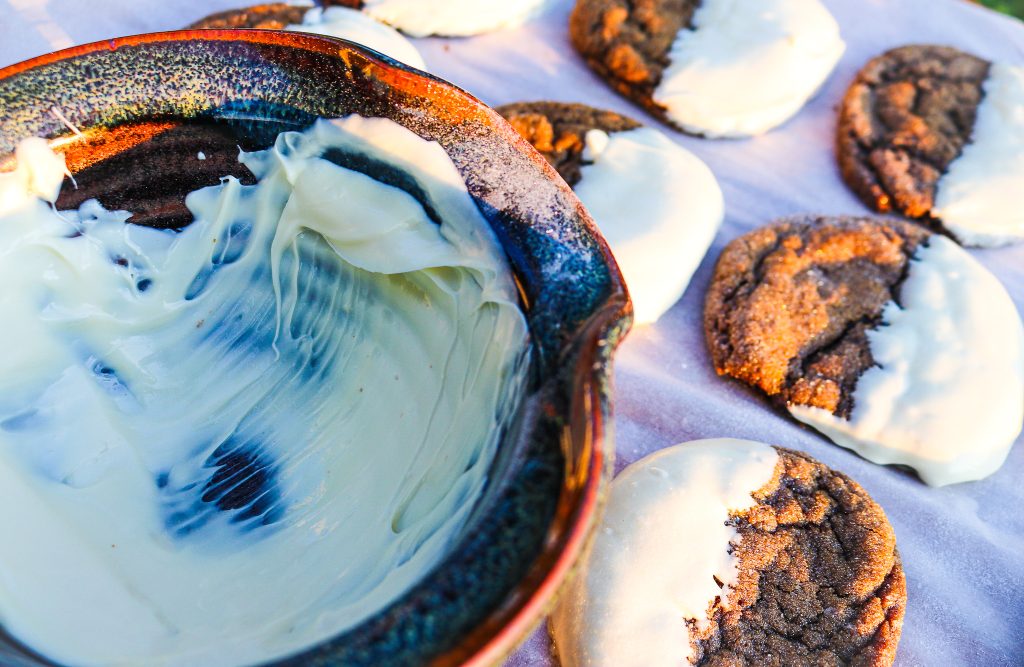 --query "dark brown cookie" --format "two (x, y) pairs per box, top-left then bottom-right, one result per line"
(187, 2), (361, 30)
(703, 216), (930, 418)
(837, 45), (991, 221)
(692, 446), (906, 666)
(569, 0), (699, 126)
(495, 101), (640, 186)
